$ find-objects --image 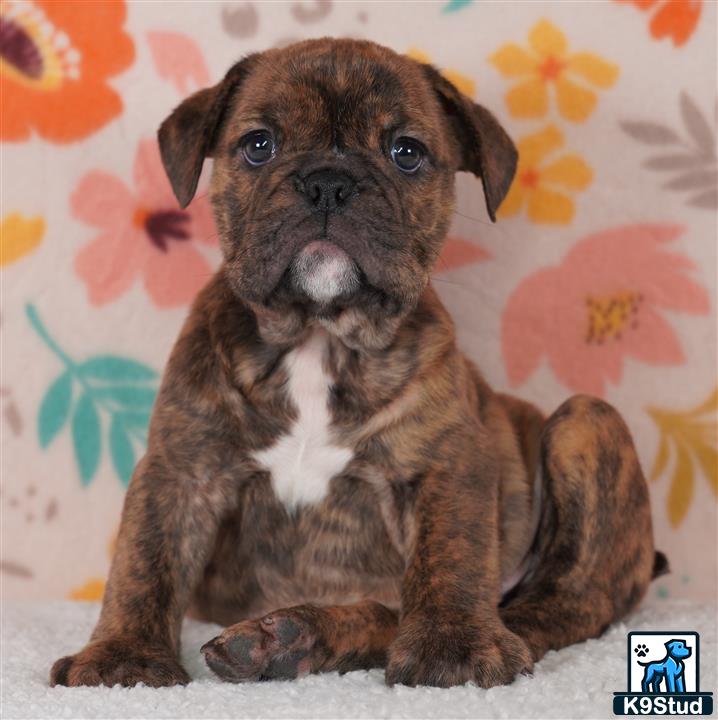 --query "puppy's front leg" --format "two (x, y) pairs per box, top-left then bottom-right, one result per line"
(50, 451), (235, 688)
(386, 428), (533, 688)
